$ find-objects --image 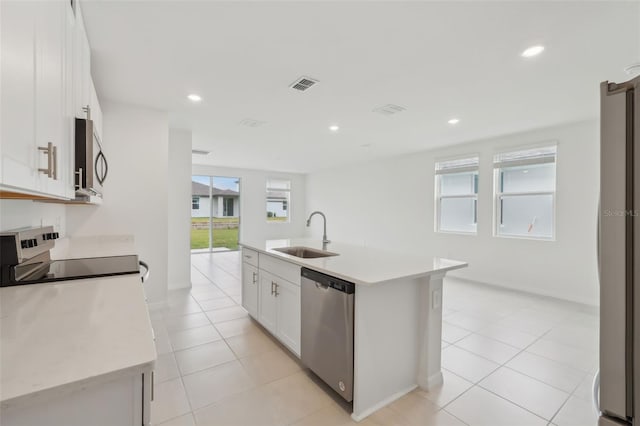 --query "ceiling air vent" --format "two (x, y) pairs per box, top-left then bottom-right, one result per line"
(290, 76), (319, 92)
(239, 118), (266, 128)
(373, 104), (406, 116)
(192, 149), (211, 155)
